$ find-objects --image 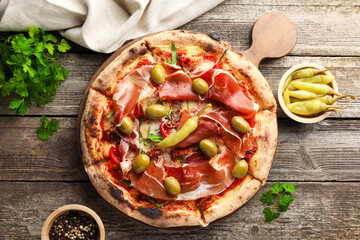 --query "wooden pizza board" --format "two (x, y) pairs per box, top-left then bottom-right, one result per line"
(76, 13), (297, 231)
